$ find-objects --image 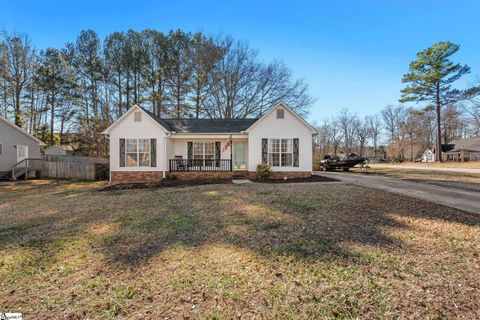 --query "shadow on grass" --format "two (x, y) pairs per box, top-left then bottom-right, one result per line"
(1, 180), (479, 270)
